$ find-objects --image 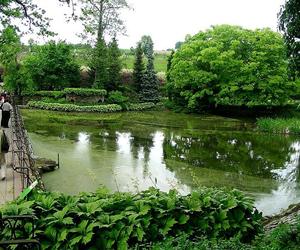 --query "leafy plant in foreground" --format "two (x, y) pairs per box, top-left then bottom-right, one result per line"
(0, 187), (263, 249)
